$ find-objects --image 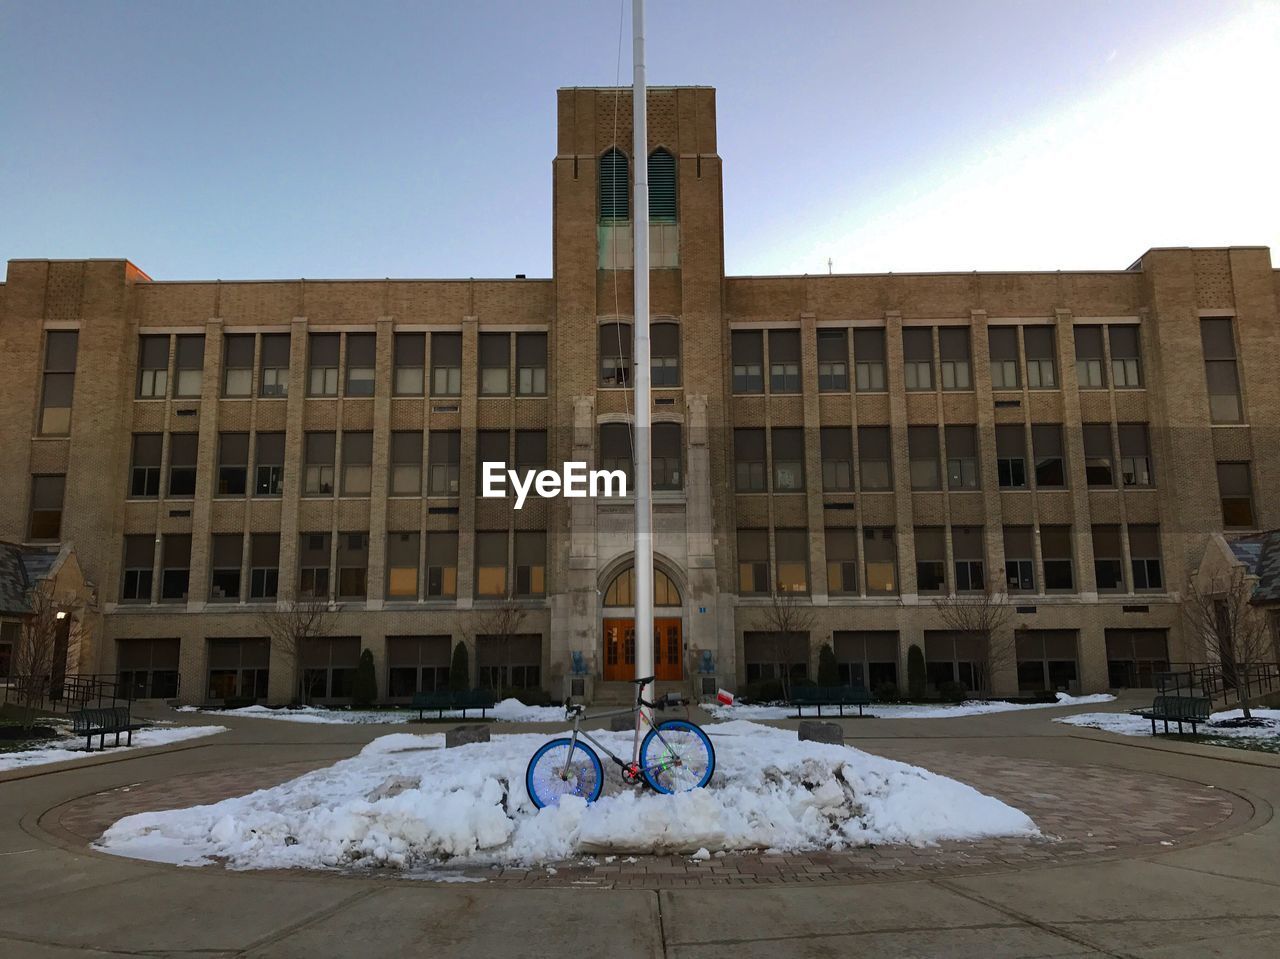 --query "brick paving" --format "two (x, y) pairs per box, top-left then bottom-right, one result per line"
(47, 745), (1250, 888)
